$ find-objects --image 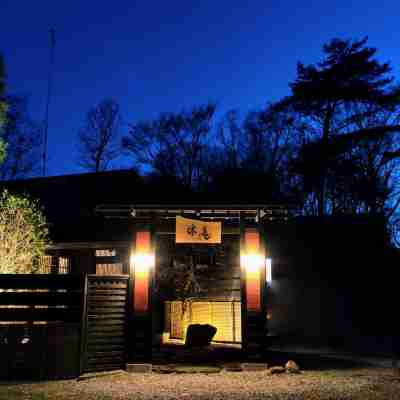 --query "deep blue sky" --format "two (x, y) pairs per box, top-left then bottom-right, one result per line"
(1, 0), (400, 176)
